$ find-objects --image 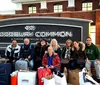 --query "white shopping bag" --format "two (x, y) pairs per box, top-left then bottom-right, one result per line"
(54, 74), (67, 85)
(79, 68), (99, 85)
(18, 71), (36, 85)
(43, 78), (55, 85)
